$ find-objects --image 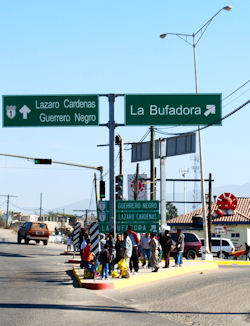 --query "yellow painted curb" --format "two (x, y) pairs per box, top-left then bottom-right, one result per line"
(113, 263), (218, 290)
(73, 266), (84, 287)
(215, 261), (250, 266)
(197, 260), (250, 266)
